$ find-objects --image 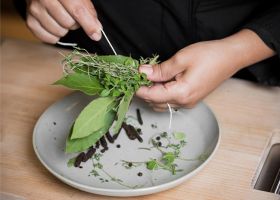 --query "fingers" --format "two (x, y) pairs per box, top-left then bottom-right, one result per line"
(28, 1), (68, 37)
(26, 0), (102, 43)
(26, 14), (59, 43)
(139, 51), (188, 82)
(42, 0), (79, 30)
(59, 0), (102, 41)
